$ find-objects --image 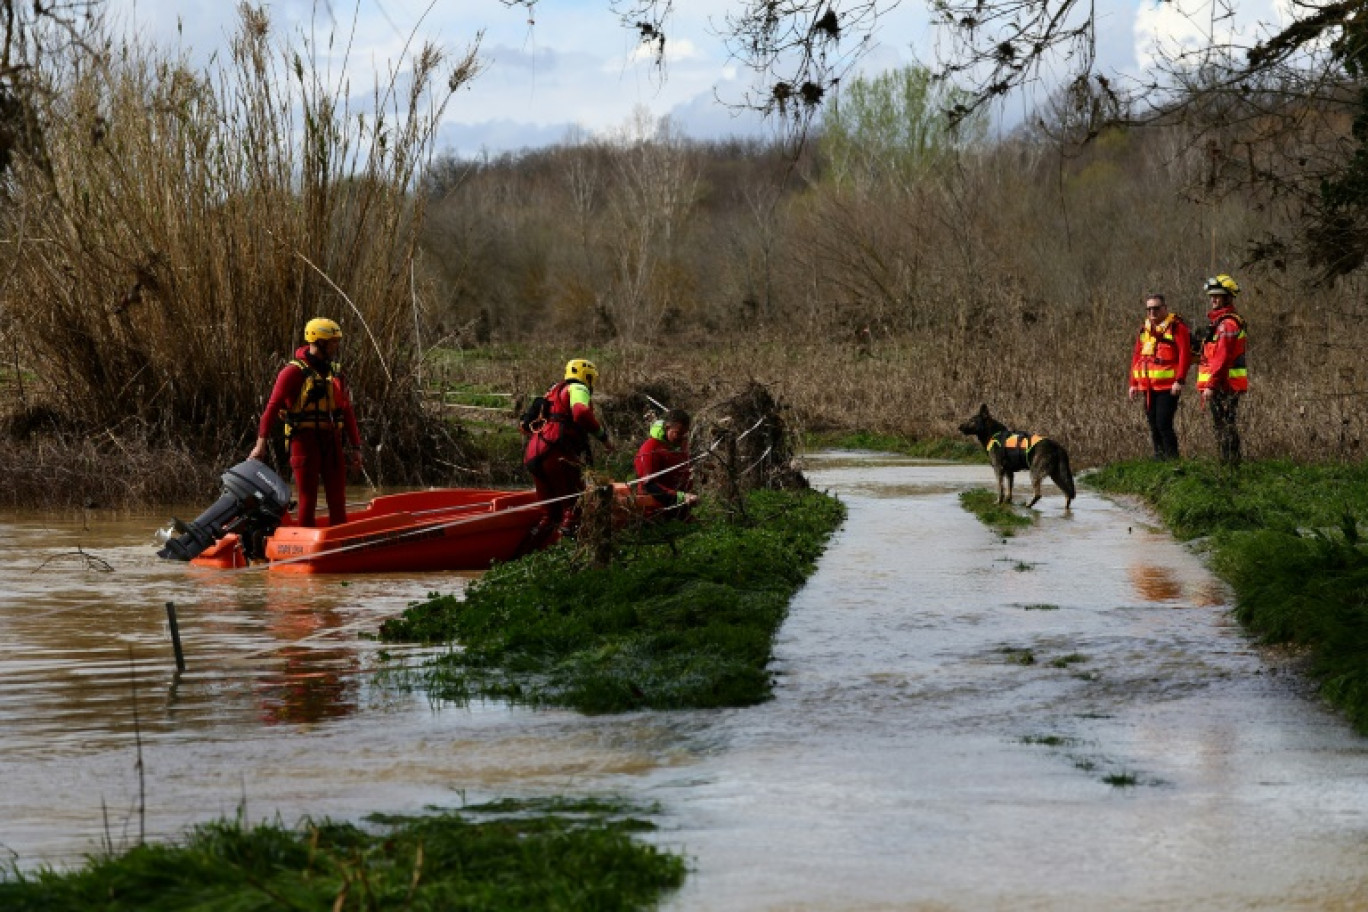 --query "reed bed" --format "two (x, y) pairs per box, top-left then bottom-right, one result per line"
(0, 8), (480, 493)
